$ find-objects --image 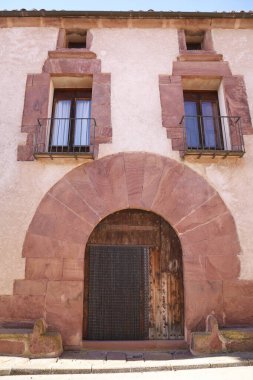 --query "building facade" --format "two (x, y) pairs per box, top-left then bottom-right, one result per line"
(0, 10), (253, 351)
